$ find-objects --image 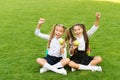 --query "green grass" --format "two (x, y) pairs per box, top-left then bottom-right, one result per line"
(0, 0), (120, 80)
